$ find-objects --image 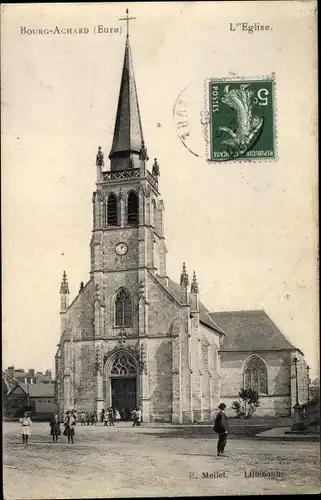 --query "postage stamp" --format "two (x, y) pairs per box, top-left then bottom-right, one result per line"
(205, 78), (276, 162)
